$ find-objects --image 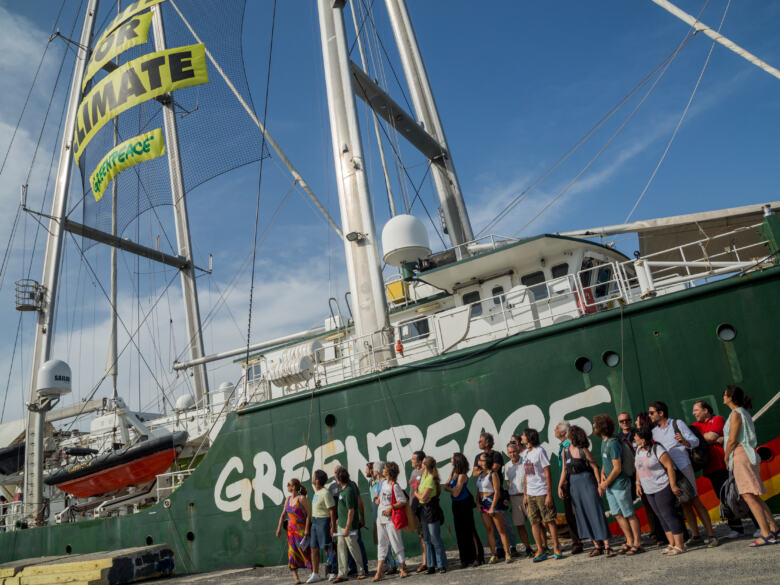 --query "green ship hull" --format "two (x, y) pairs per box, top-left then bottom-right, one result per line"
(2, 266), (779, 573)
